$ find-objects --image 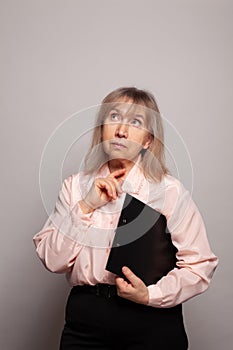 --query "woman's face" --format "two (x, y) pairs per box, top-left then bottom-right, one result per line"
(101, 99), (152, 163)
